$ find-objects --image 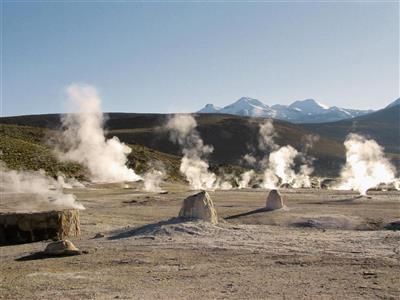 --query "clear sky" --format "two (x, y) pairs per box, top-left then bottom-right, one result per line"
(1, 1), (399, 116)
